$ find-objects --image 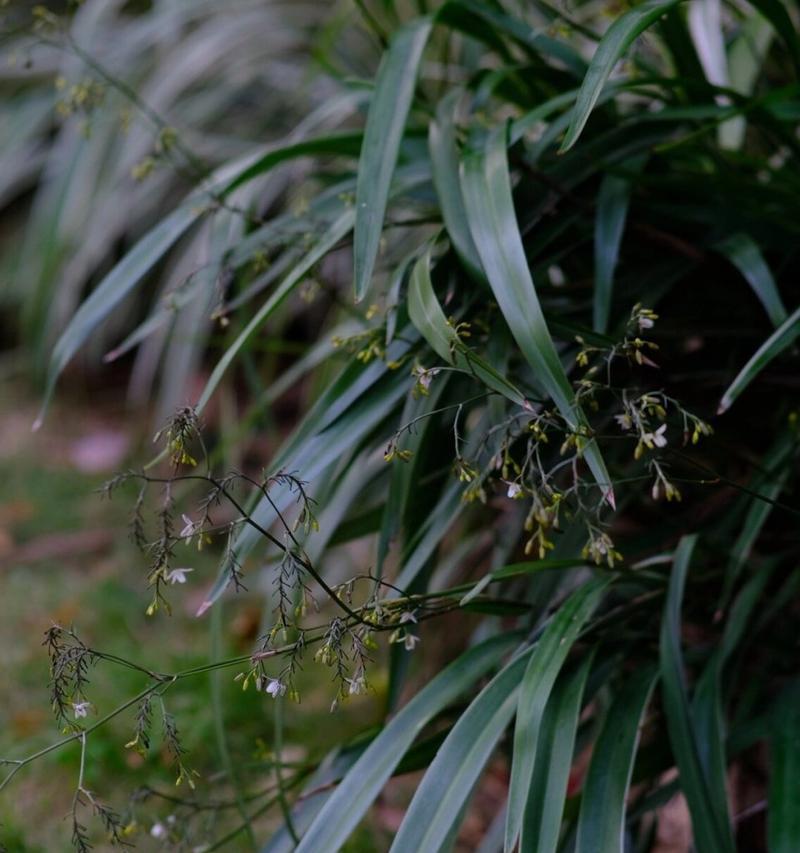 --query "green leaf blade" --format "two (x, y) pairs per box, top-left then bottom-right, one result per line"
(593, 156), (646, 333)
(560, 0), (681, 152)
(716, 233), (787, 327)
(505, 577), (610, 851)
(460, 130), (614, 504)
(659, 535), (736, 853)
(769, 683), (800, 853)
(718, 303), (800, 414)
(408, 248), (528, 405)
(353, 17), (433, 302)
(294, 633), (520, 852)
(407, 246), (457, 365)
(390, 648), (530, 853)
(575, 666), (658, 853)
(428, 91), (484, 280)
(523, 655), (594, 853)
